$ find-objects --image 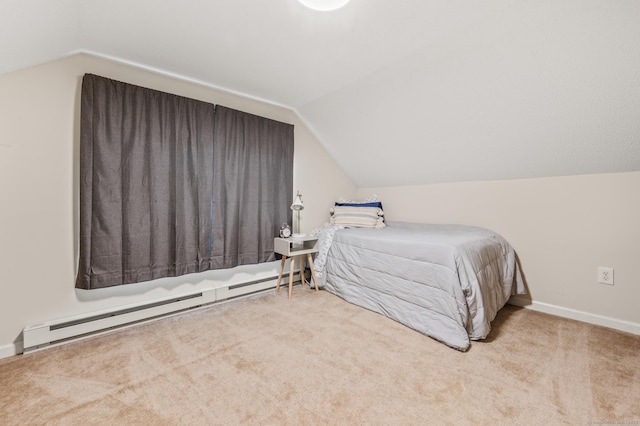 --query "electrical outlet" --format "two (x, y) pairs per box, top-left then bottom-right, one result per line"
(598, 267), (614, 285)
